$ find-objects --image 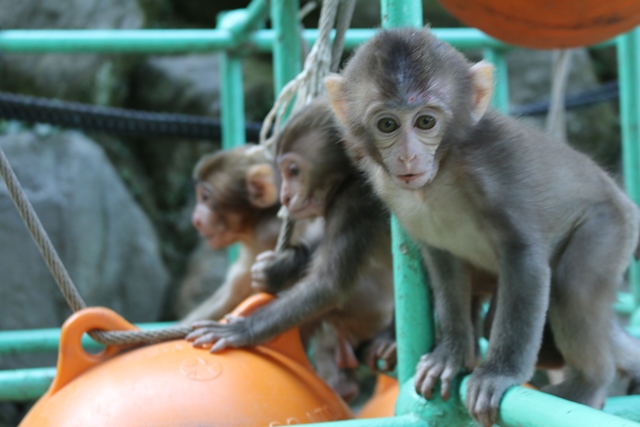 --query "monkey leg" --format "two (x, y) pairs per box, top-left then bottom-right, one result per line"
(544, 212), (628, 407)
